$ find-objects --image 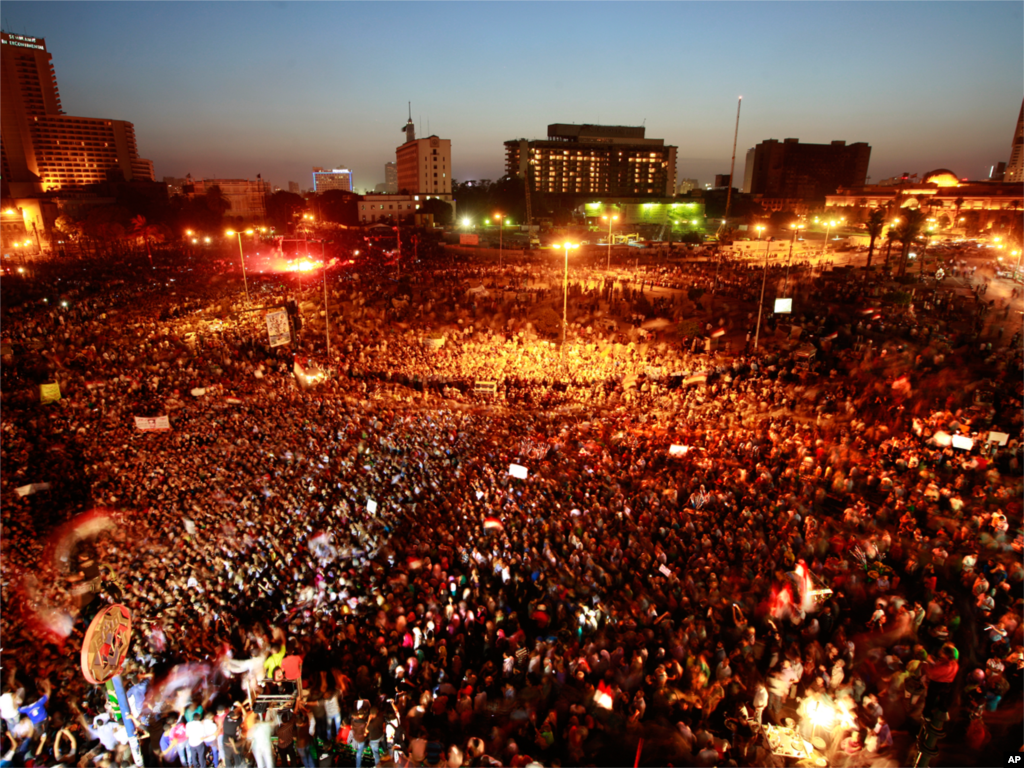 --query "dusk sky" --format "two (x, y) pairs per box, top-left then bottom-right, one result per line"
(3, 1), (1022, 193)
